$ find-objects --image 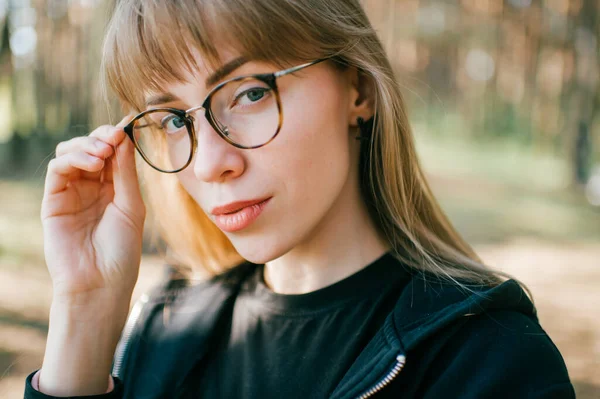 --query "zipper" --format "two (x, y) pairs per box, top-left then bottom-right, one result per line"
(355, 354), (406, 399)
(112, 293), (150, 378)
(356, 313), (474, 398)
